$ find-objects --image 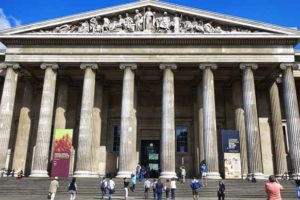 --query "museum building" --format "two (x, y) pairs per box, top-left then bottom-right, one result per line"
(0, 0), (300, 179)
